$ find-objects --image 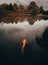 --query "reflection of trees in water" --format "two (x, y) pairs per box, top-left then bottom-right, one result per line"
(36, 27), (48, 48)
(26, 15), (41, 24)
(0, 15), (42, 25)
